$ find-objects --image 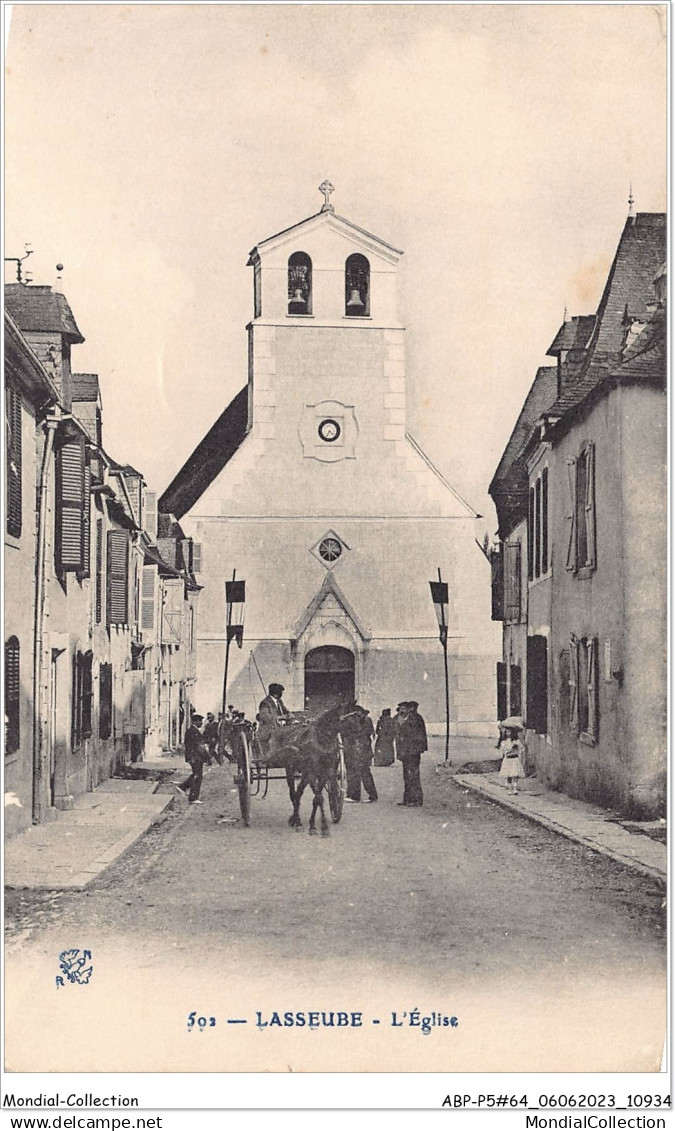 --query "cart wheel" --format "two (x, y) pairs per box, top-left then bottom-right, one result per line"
(236, 730), (252, 827)
(328, 740), (346, 823)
